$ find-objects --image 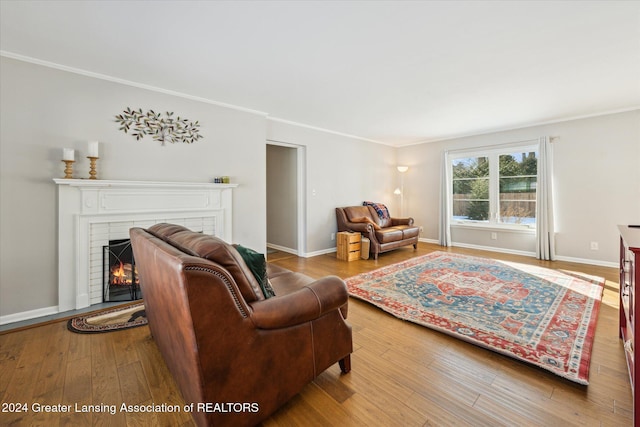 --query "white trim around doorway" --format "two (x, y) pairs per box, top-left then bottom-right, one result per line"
(266, 139), (307, 257)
